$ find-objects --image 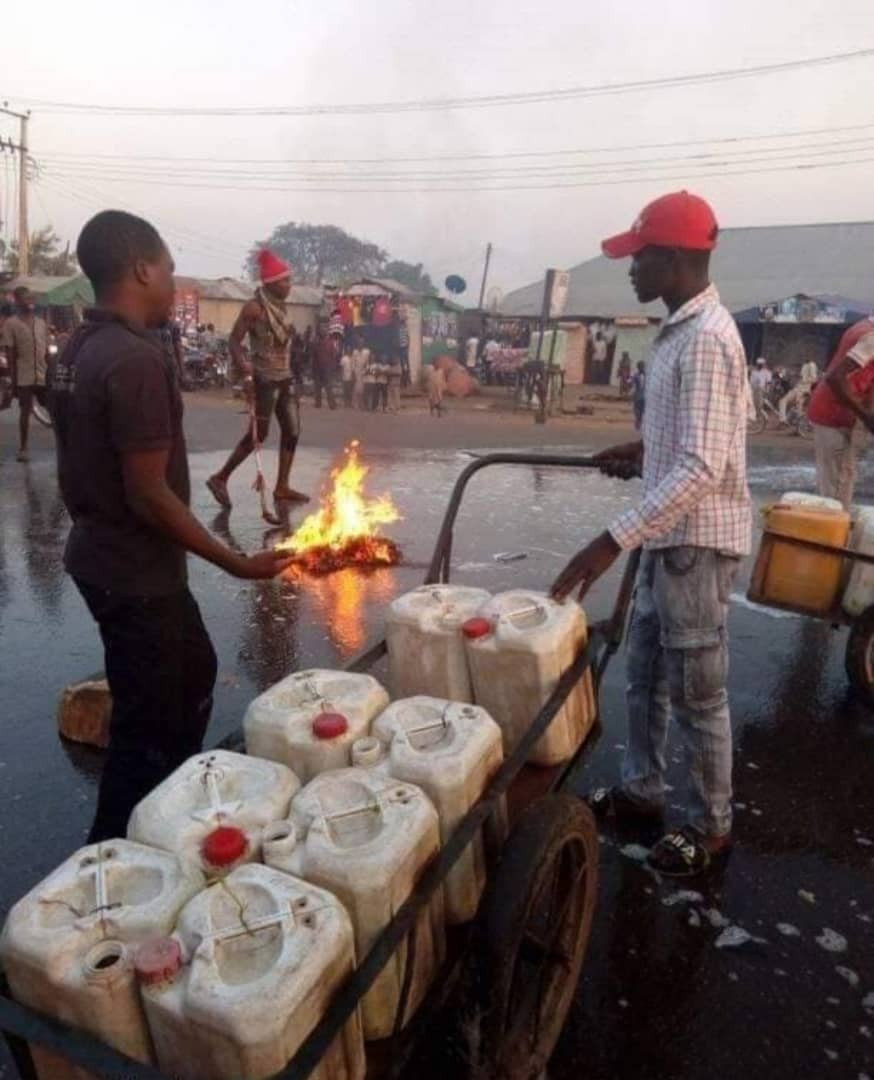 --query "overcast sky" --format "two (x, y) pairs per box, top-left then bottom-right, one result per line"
(1, 0), (871, 302)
